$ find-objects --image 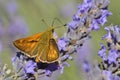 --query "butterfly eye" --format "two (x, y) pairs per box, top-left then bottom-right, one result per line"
(50, 38), (54, 42)
(52, 29), (54, 33)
